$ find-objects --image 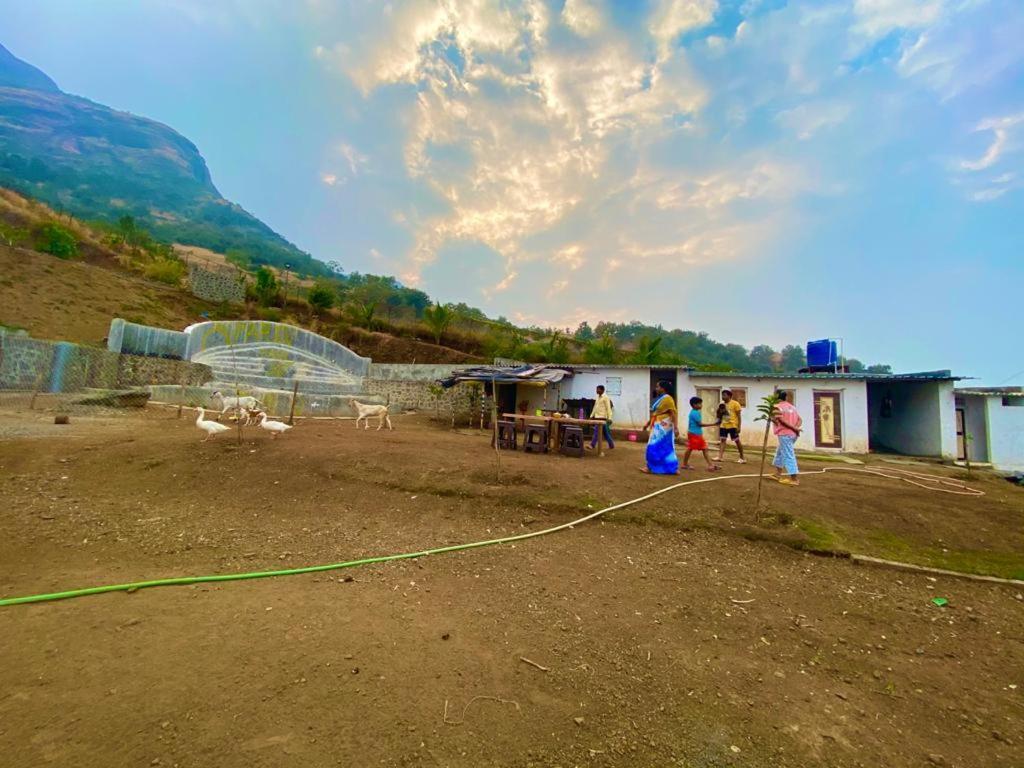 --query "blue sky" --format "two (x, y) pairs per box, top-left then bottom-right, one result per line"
(2, 0), (1022, 383)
